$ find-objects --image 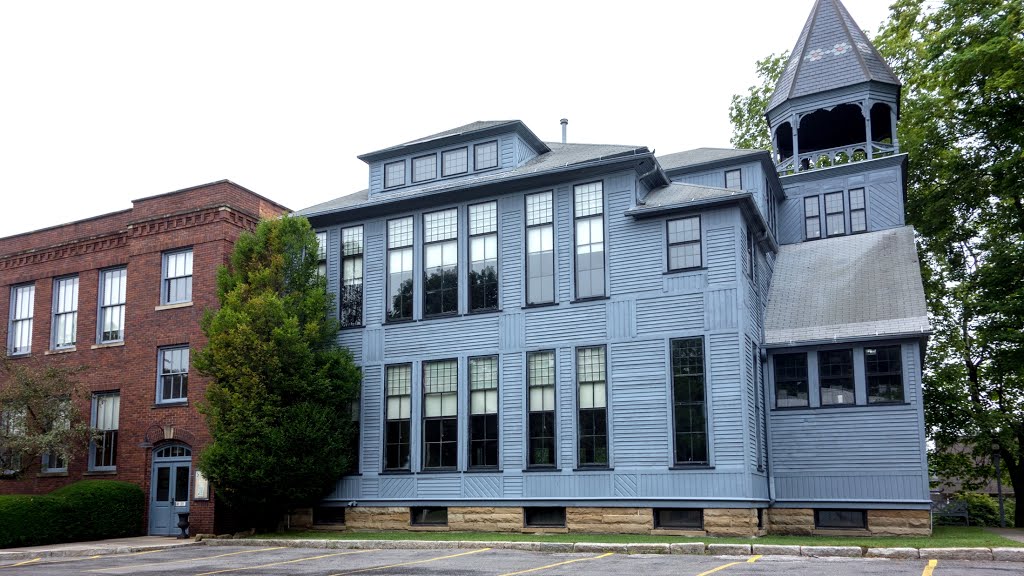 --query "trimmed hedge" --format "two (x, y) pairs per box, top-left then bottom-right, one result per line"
(0, 480), (144, 548)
